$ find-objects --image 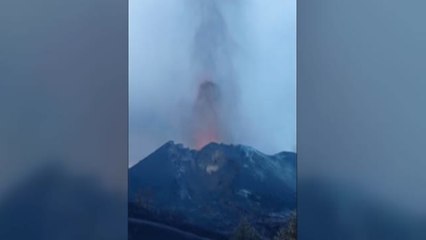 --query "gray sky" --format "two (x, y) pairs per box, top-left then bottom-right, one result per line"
(129, 0), (296, 166)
